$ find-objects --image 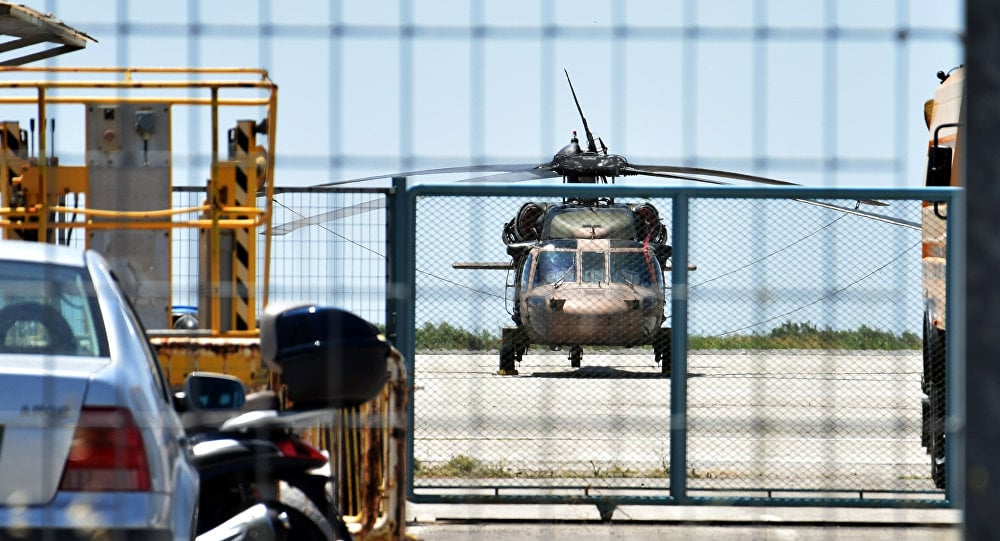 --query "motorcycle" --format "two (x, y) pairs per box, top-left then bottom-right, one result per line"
(179, 304), (391, 541)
